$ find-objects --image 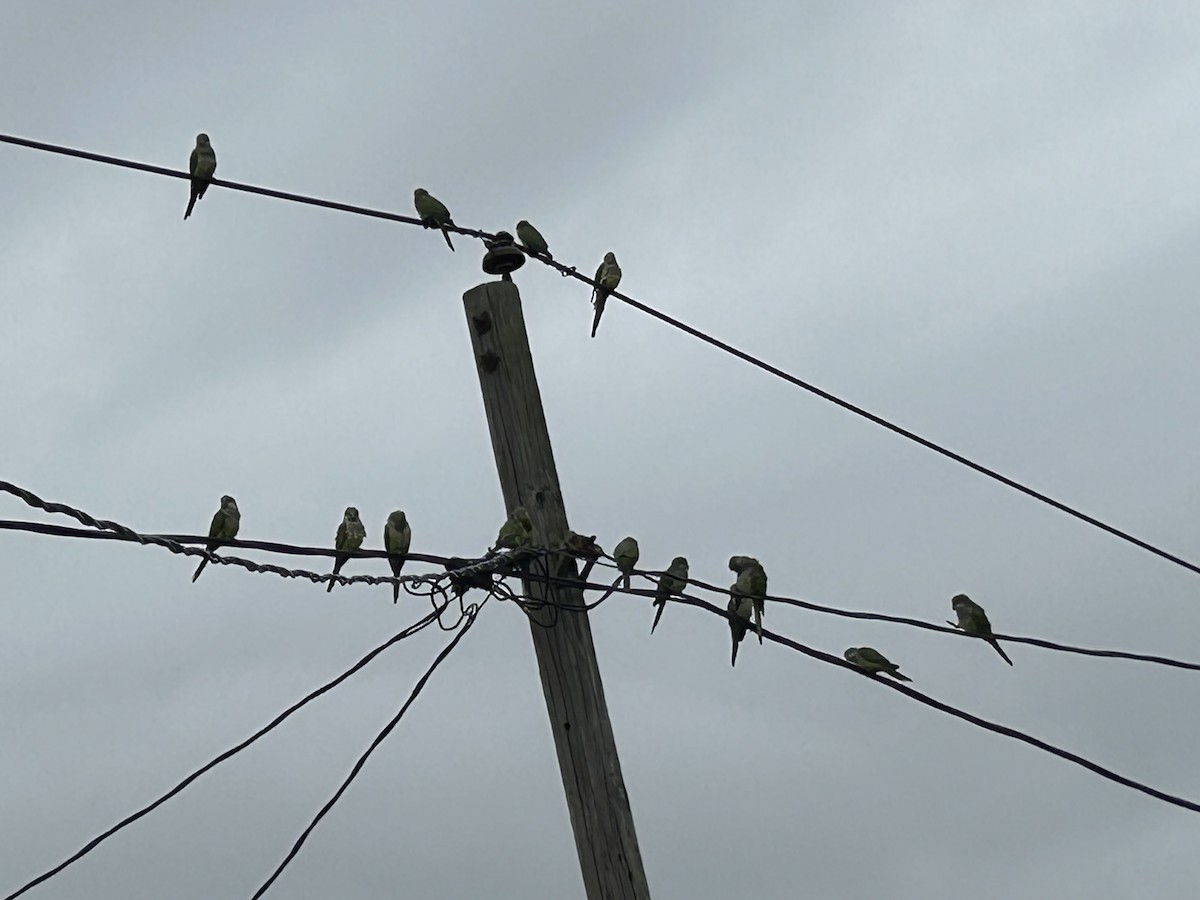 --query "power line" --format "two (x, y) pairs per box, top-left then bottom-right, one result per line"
(3, 133), (1197, 581)
(425, 565), (1200, 816)
(0, 517), (515, 581)
(249, 598), (484, 899)
(592, 283), (1200, 577)
(4, 508), (1198, 672)
(1, 601), (452, 900)
(0, 480), (530, 592)
(0, 518), (456, 566)
(0, 134), (492, 241)
(668, 593), (1200, 815)
(2, 530), (1194, 896)
(529, 558), (1200, 673)
(637, 566), (1200, 672)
